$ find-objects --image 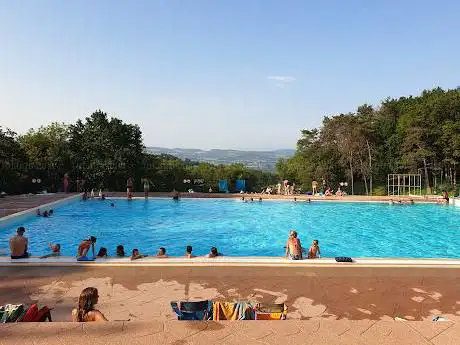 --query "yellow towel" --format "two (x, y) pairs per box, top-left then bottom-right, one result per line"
(212, 302), (241, 320)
